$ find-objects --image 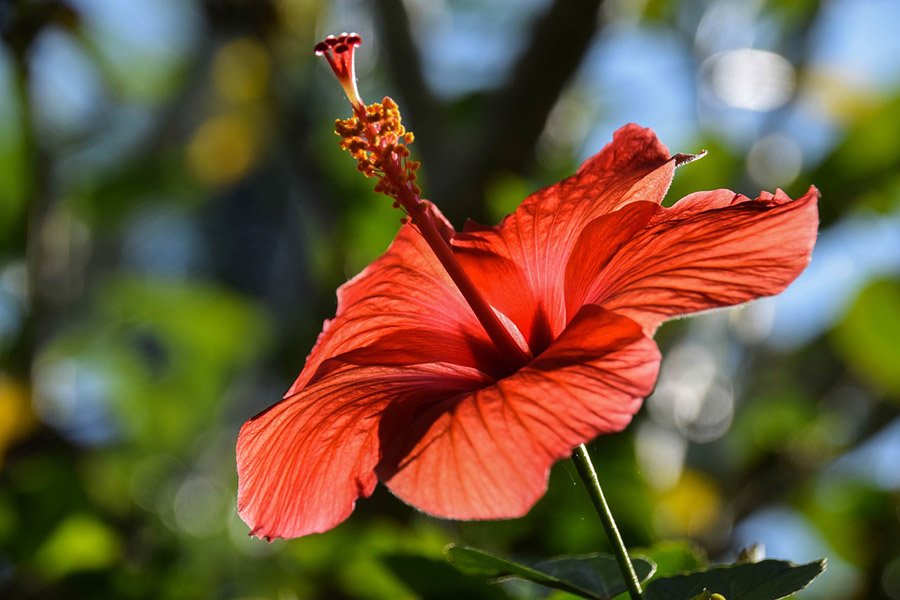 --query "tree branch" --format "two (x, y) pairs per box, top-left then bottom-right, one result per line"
(442, 0), (604, 223)
(371, 0), (441, 163)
